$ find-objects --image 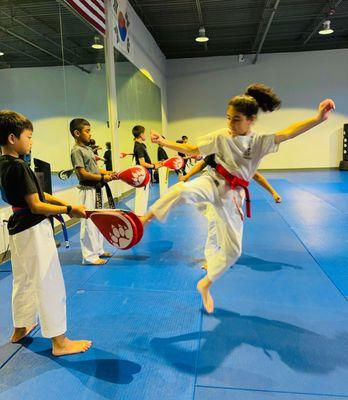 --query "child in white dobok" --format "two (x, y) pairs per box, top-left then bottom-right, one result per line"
(141, 83), (335, 313)
(0, 110), (92, 355)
